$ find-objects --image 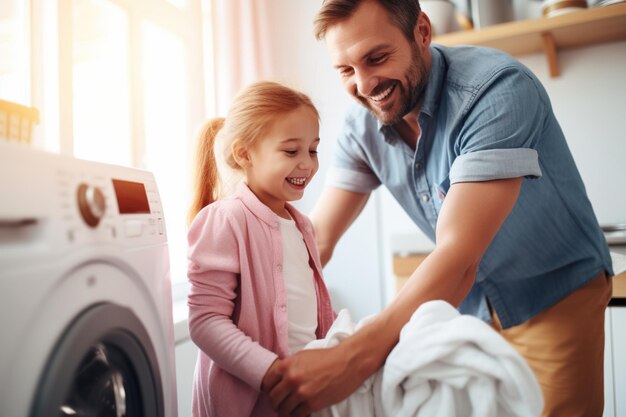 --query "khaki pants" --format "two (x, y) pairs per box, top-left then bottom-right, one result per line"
(492, 272), (612, 417)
